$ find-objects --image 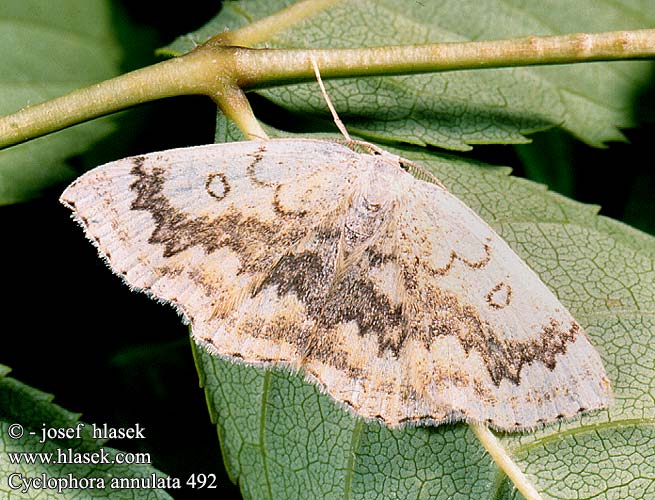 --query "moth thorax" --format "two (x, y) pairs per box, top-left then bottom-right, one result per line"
(343, 189), (394, 248)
